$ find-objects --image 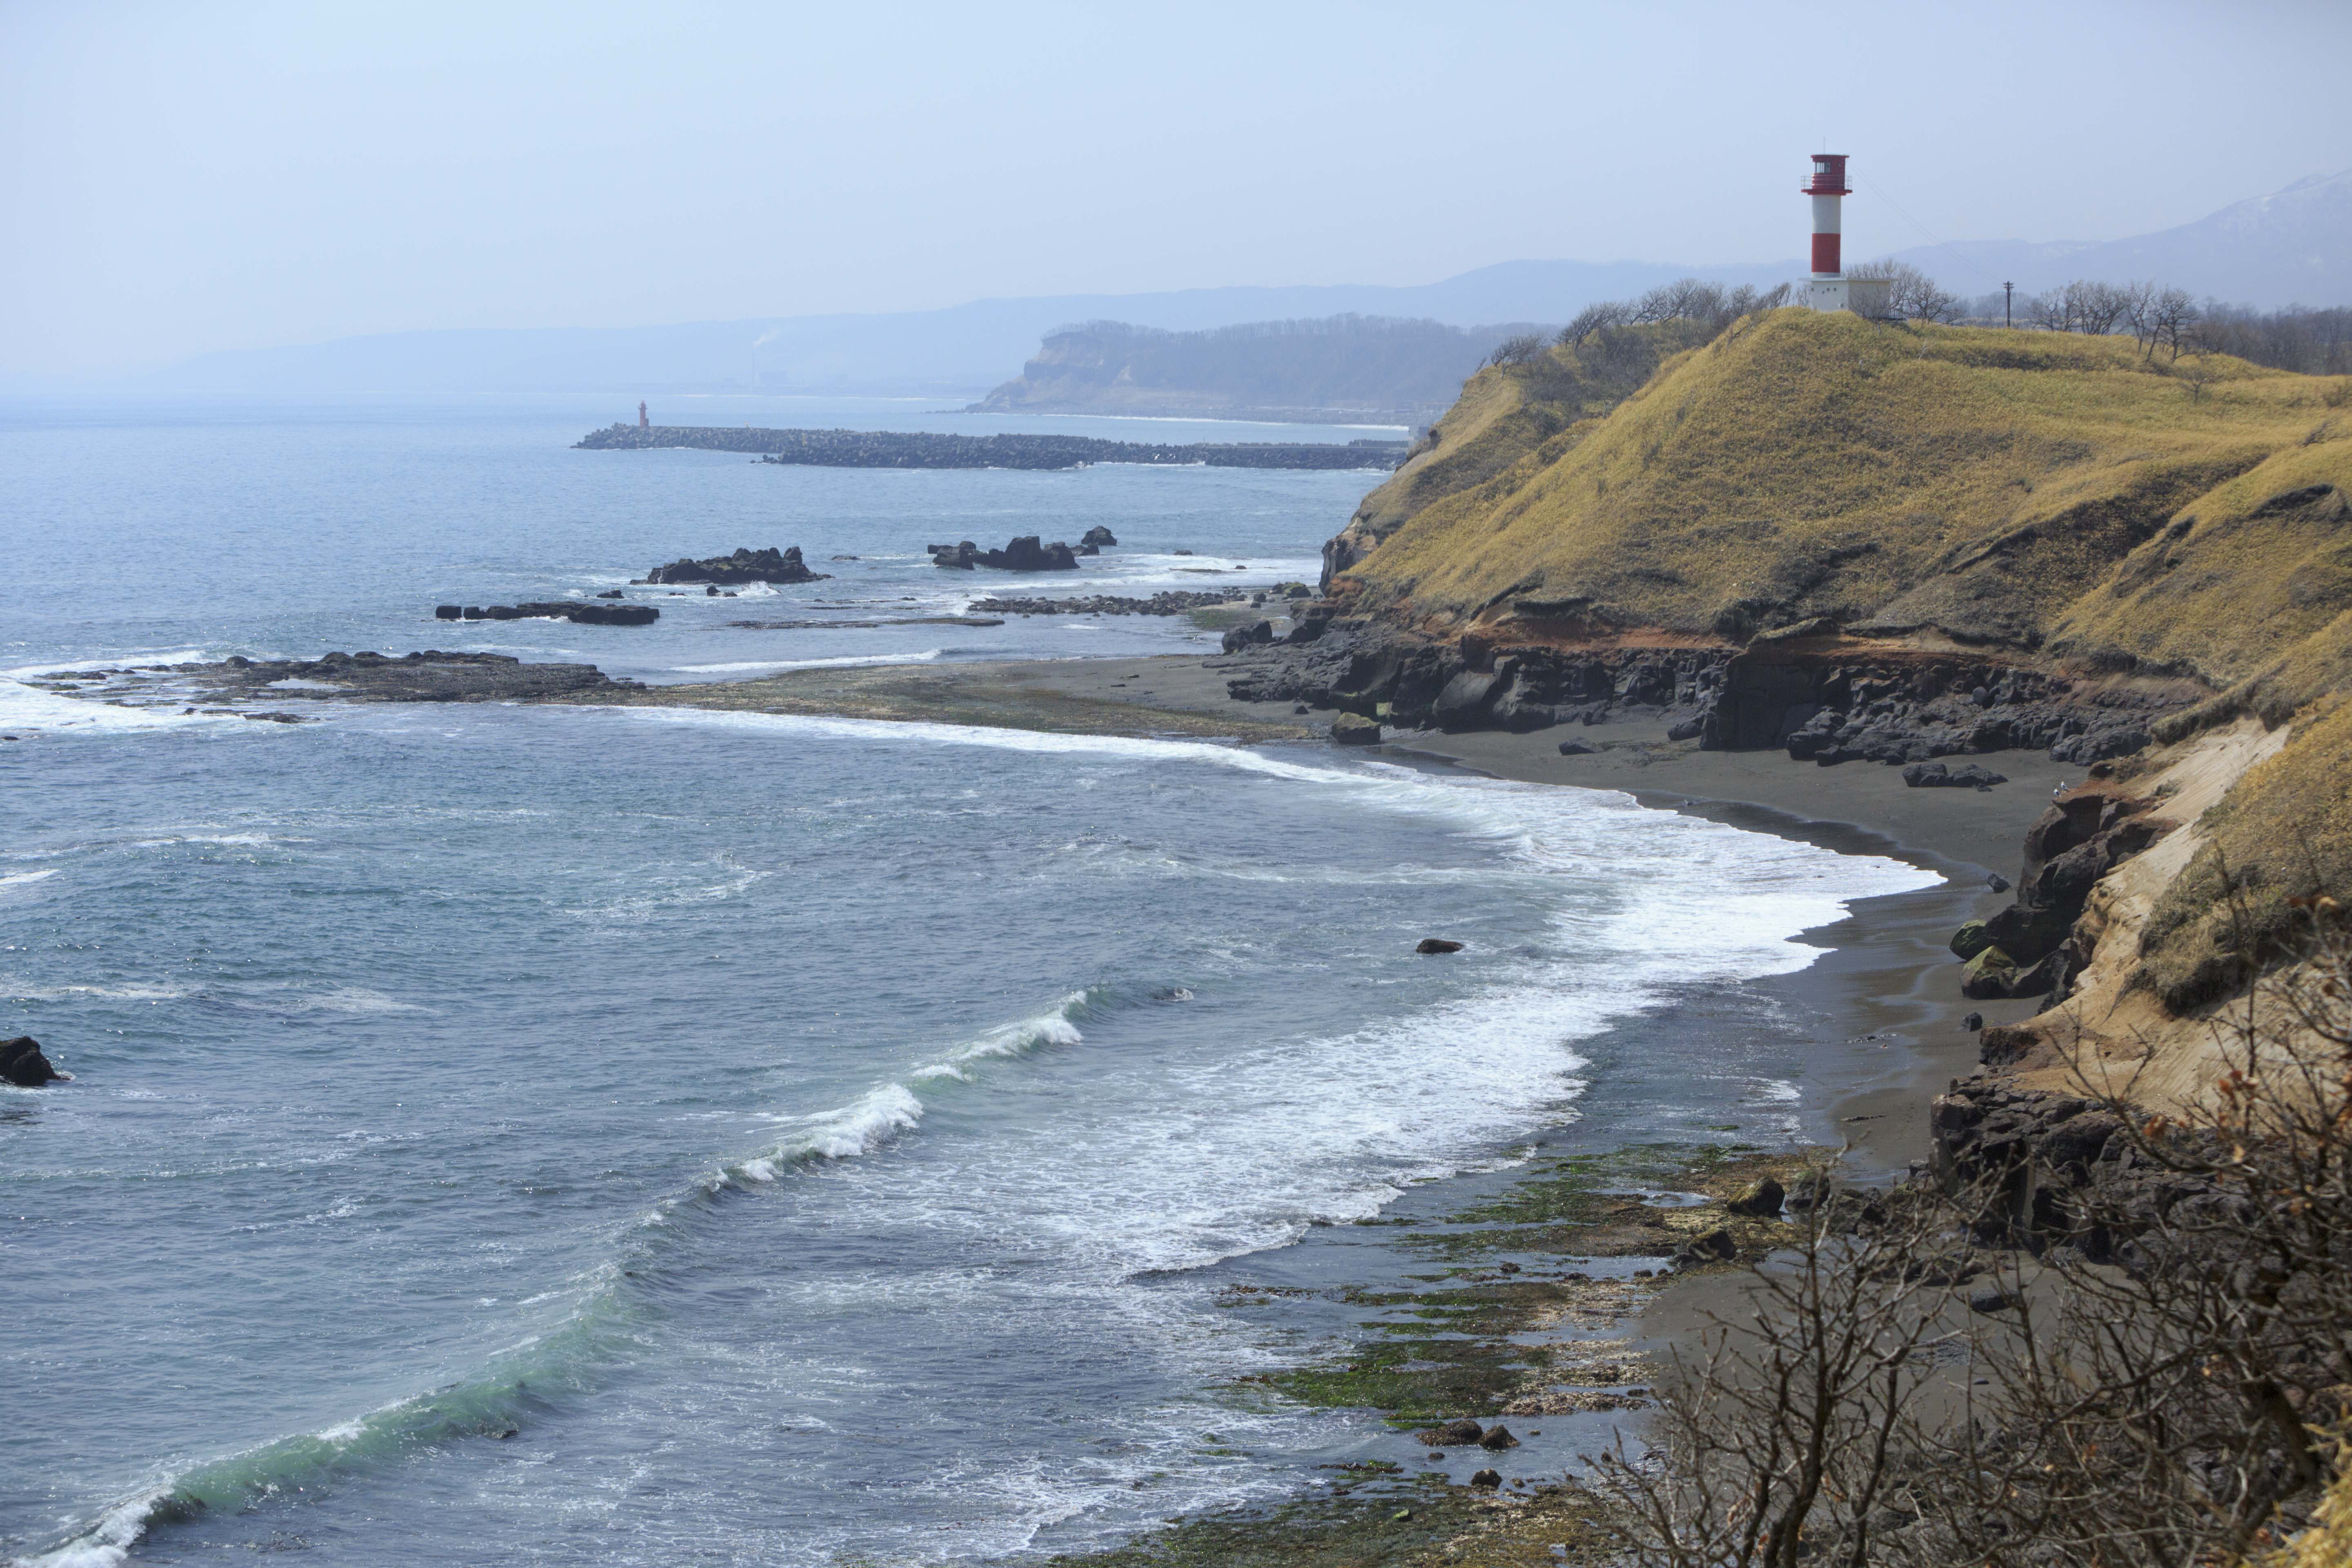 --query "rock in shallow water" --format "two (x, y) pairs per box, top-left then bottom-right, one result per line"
(2, 1036), (66, 1086)
(1415, 938), (1464, 955)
